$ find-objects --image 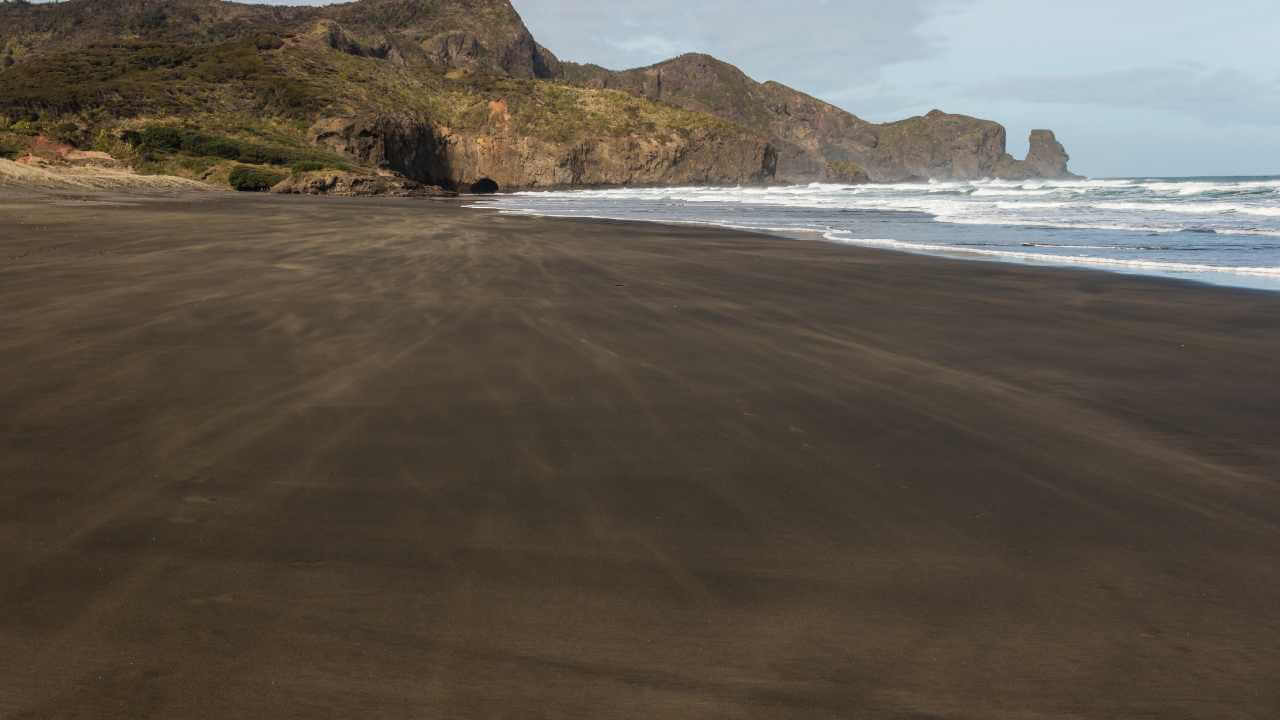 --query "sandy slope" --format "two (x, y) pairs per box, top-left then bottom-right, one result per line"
(0, 158), (213, 192)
